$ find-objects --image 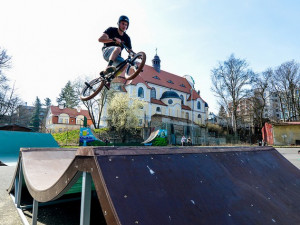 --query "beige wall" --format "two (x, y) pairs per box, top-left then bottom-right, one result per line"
(273, 125), (300, 145)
